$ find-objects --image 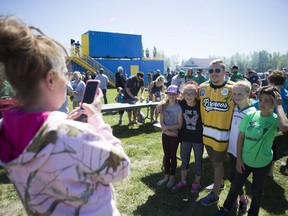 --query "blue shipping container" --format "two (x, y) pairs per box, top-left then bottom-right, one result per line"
(84, 31), (142, 59)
